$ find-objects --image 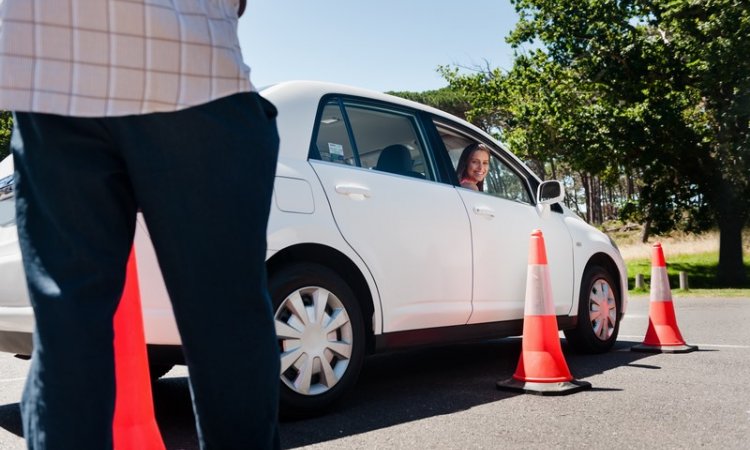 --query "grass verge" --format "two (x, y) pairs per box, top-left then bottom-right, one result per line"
(604, 225), (749, 296)
(625, 250), (750, 295)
